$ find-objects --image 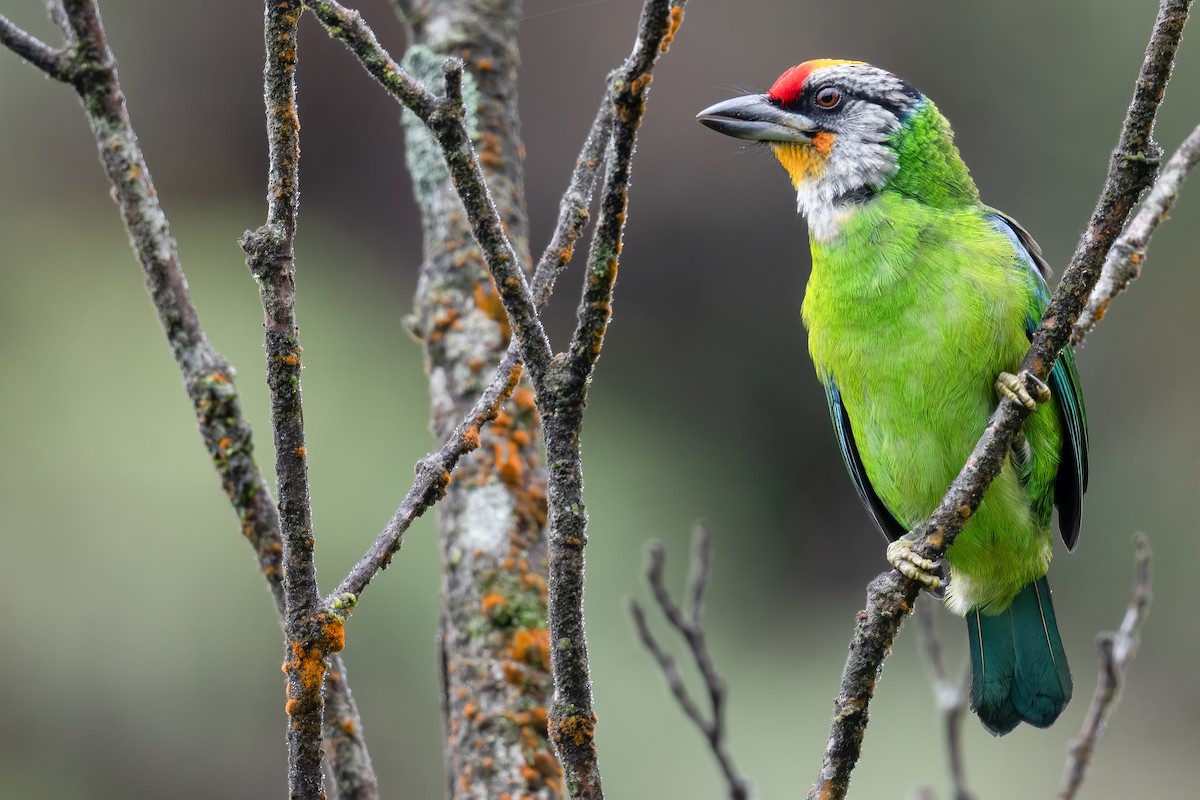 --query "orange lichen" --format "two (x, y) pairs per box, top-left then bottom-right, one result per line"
(217, 437), (233, 450)
(512, 387), (535, 411)
(554, 713), (596, 747)
(532, 749), (559, 778)
(520, 765), (539, 784)
(630, 74), (653, 97)
(510, 628), (551, 670)
(511, 429), (531, 447)
(661, 5), (684, 52)
(463, 701), (478, 720)
(282, 353), (301, 367)
(481, 592), (508, 617)
(476, 57), (495, 72)
(323, 618), (345, 653)
(209, 372), (229, 383)
(495, 441), (524, 486)
(473, 279), (511, 340)
(520, 572), (547, 600)
(286, 697), (300, 716)
(289, 640), (328, 697)
(340, 718), (356, 735)
(502, 661), (526, 685)
(463, 425), (481, 450)
(295, 445), (306, 458)
(530, 706), (548, 728)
